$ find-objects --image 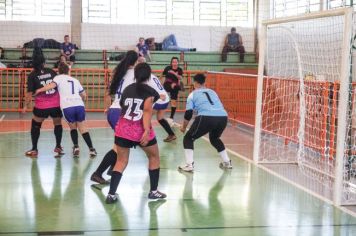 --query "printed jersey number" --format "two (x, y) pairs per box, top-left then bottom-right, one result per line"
(123, 98), (143, 121)
(40, 80), (56, 95)
(203, 92), (214, 105)
(67, 80), (74, 94)
(152, 77), (163, 90)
